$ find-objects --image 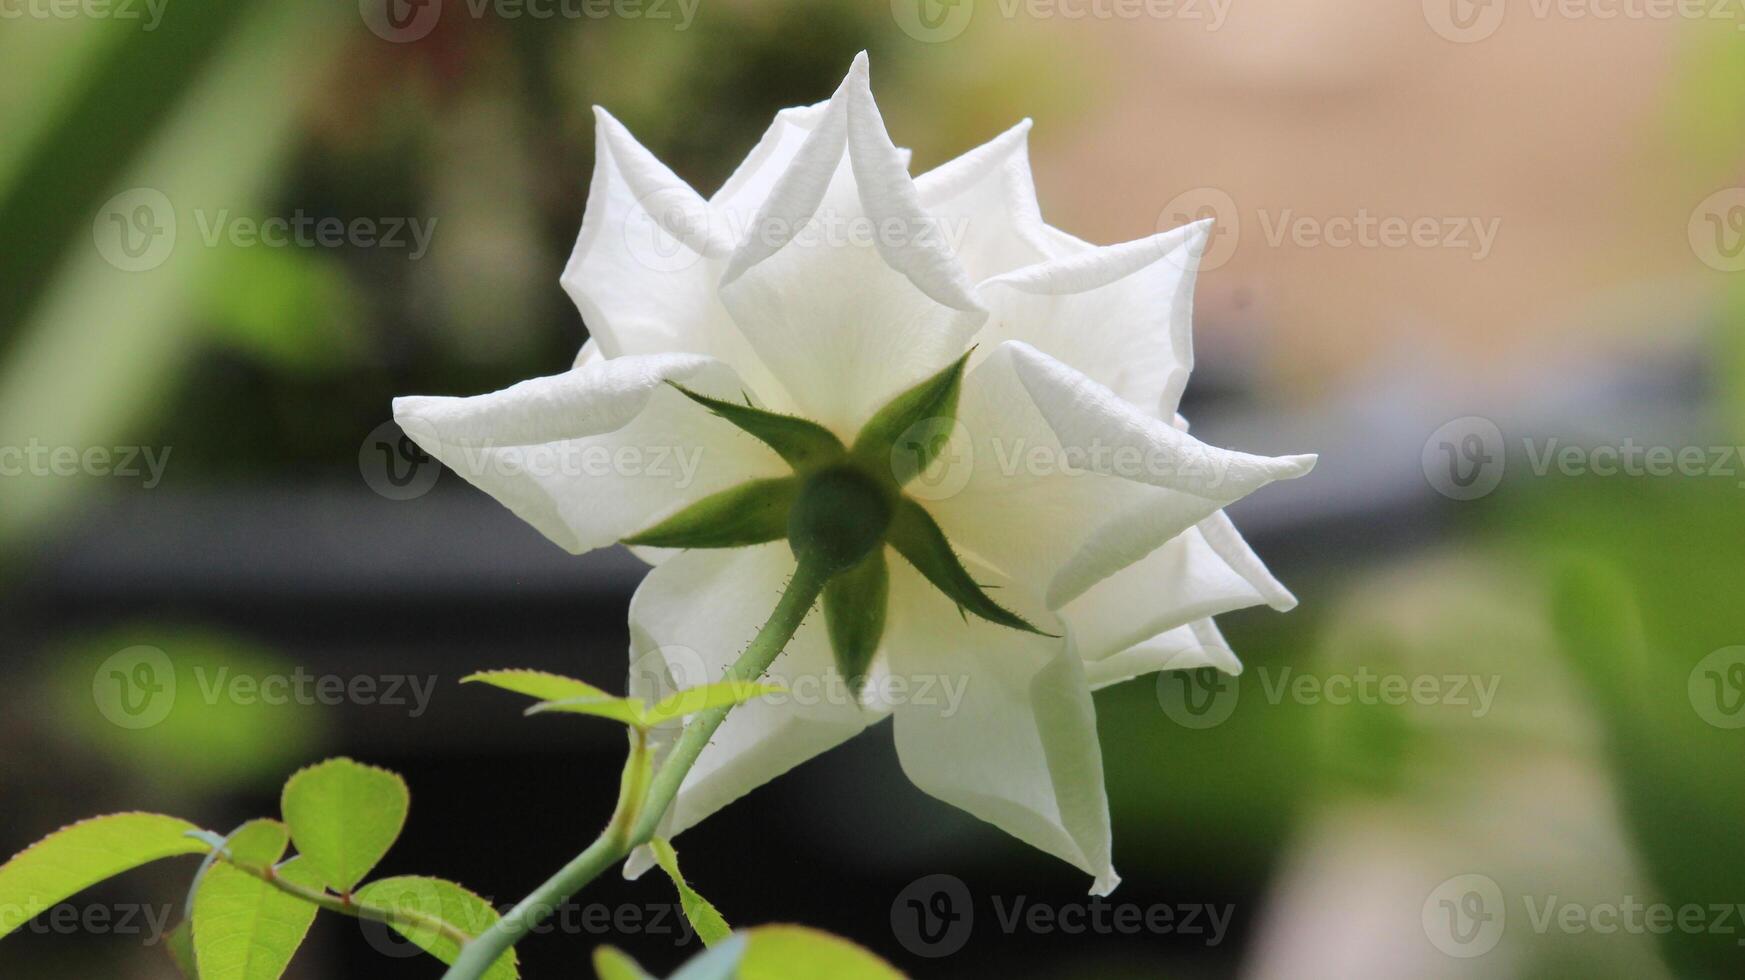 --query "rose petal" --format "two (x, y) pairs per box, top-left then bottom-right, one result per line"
(884, 559), (1119, 895)
(563, 108), (788, 404)
(1086, 617), (1240, 691)
(625, 543), (884, 854)
(393, 353), (783, 554)
(926, 341), (1314, 607)
(716, 52), (986, 433)
(977, 220), (1212, 417)
(1063, 511), (1295, 665)
(914, 119), (1055, 282)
